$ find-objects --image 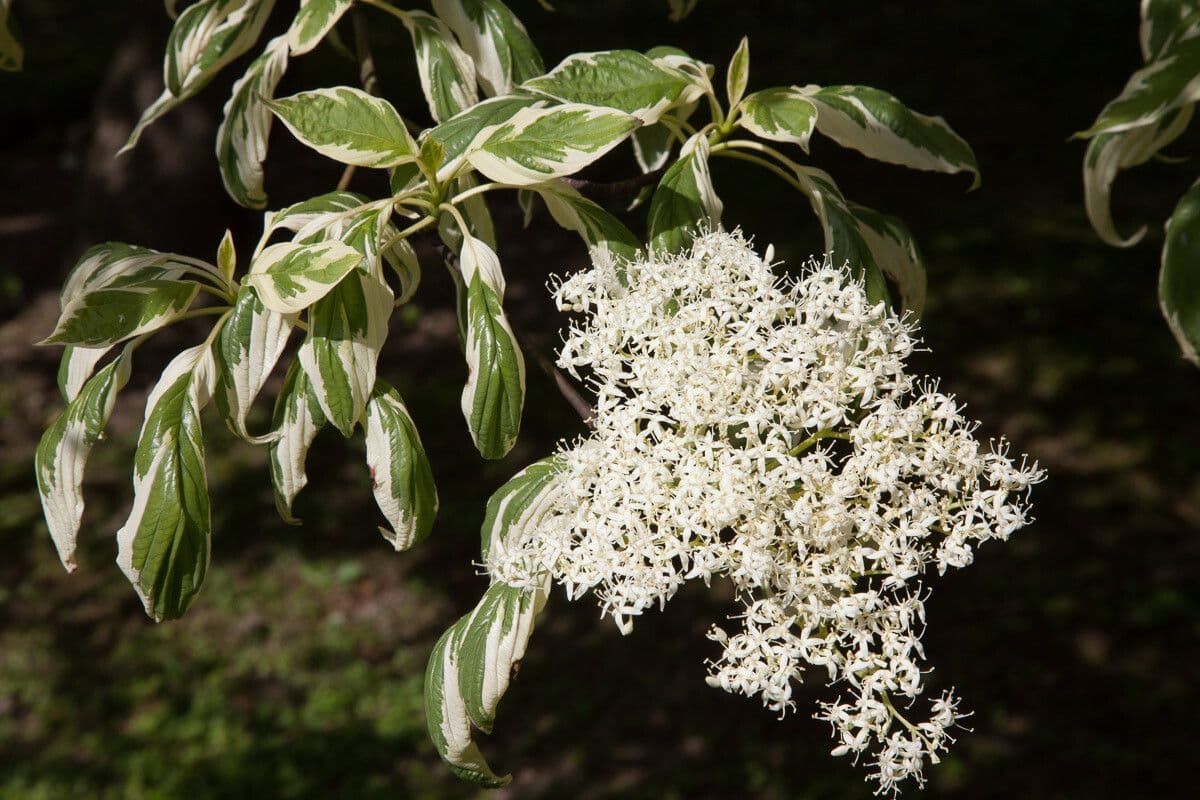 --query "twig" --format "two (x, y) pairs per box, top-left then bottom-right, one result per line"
(563, 166), (666, 204)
